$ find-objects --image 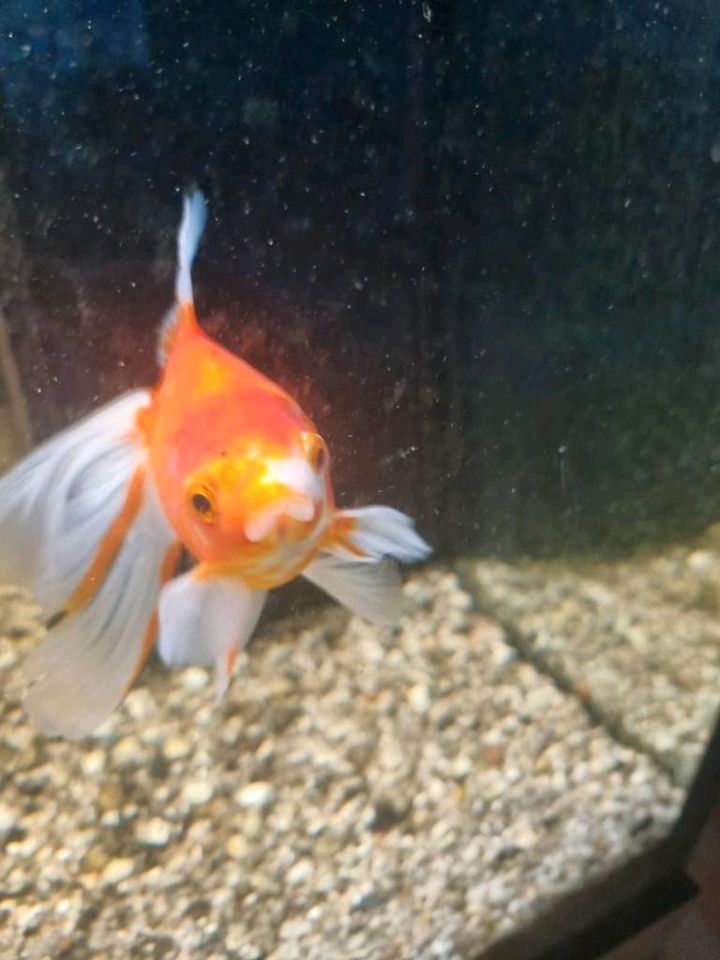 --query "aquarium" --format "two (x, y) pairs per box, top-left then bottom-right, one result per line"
(0, 2), (718, 958)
